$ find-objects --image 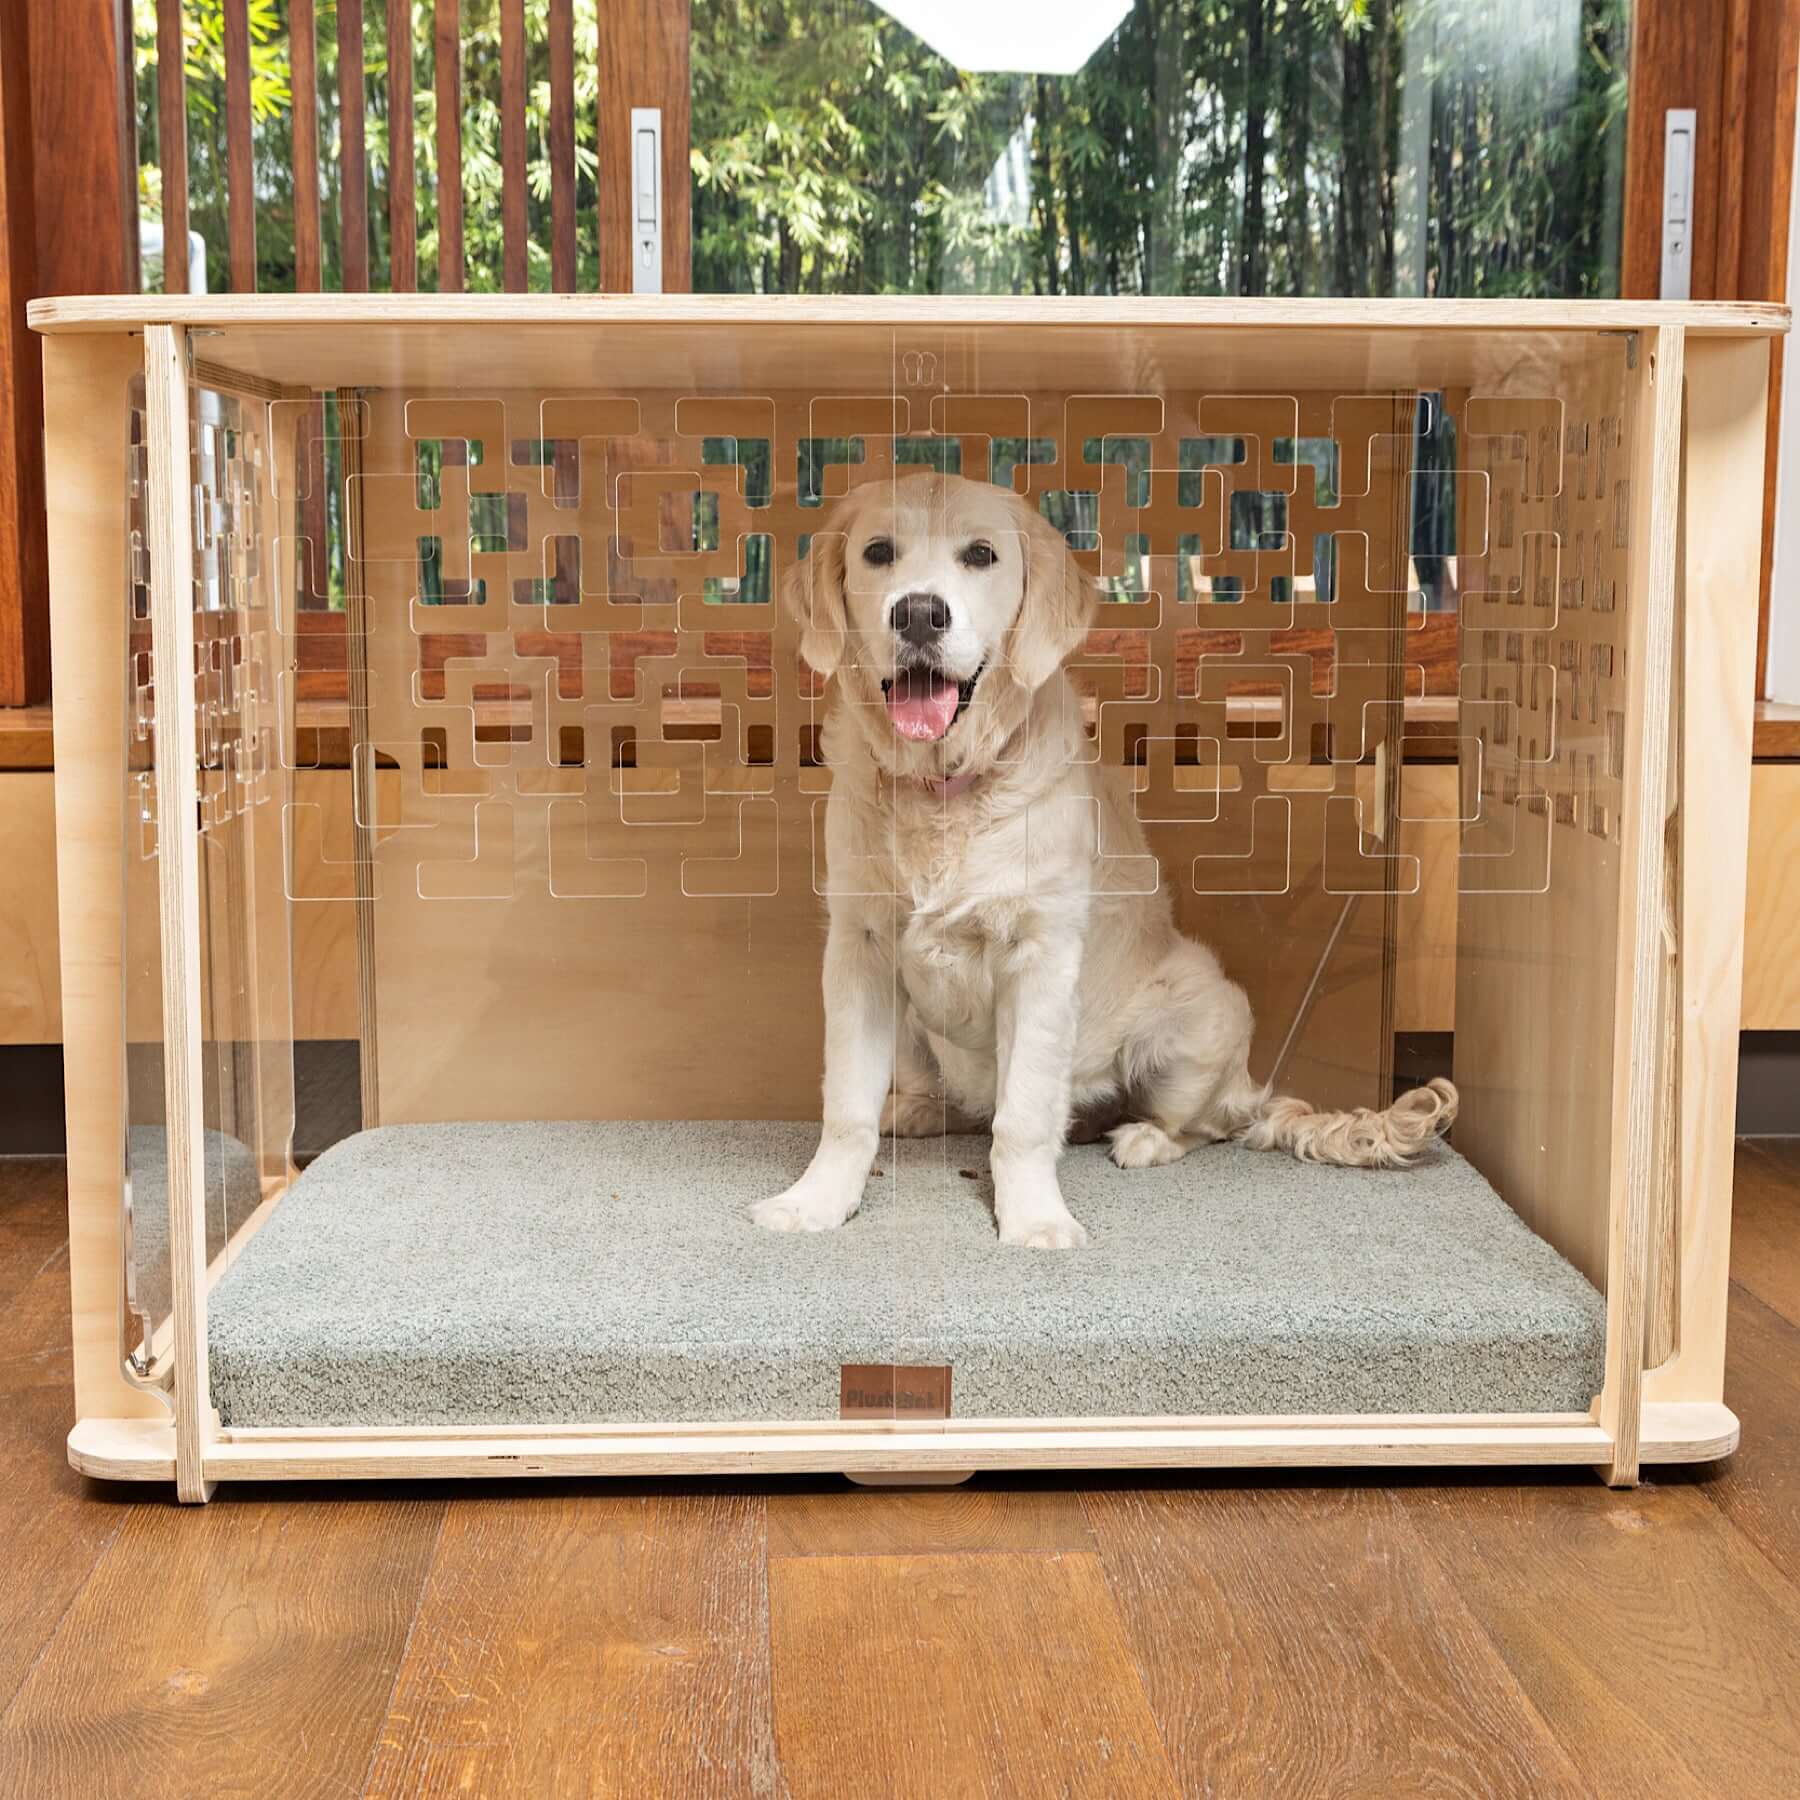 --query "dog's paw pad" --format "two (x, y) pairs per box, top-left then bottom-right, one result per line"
(1108, 1121), (1187, 1169)
(999, 1212), (1089, 1250)
(751, 1189), (849, 1234)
